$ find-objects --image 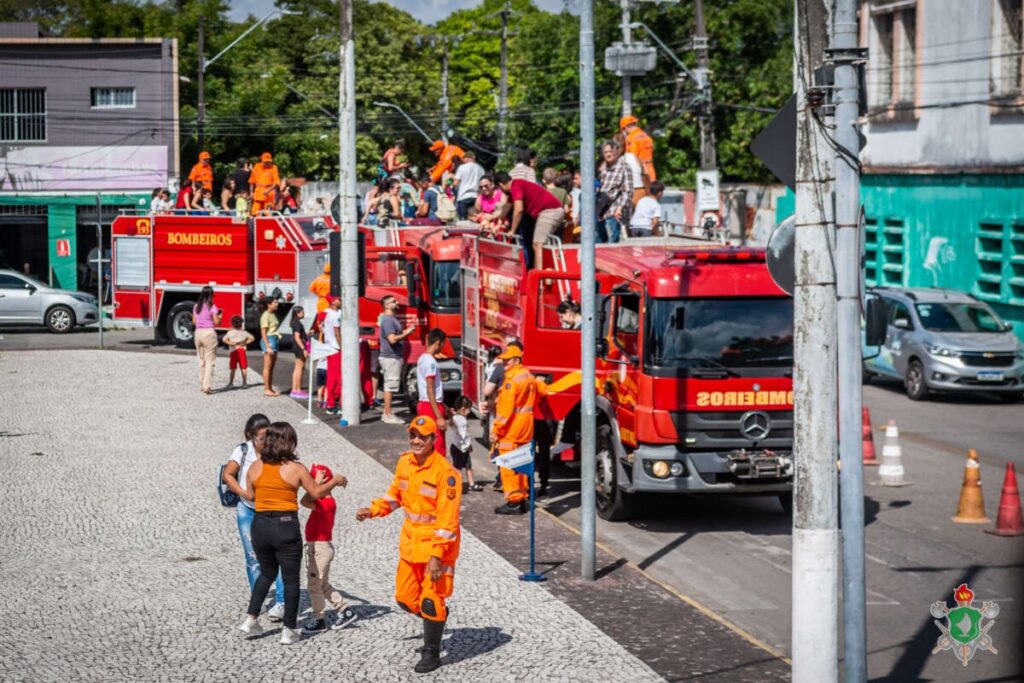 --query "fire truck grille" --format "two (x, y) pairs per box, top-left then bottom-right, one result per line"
(672, 410), (794, 452)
